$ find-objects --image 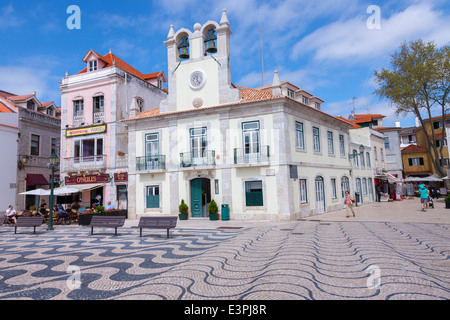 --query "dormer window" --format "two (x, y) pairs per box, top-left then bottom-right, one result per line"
(287, 89), (295, 99)
(27, 100), (35, 111)
(46, 108), (54, 116)
(315, 102), (321, 110)
(89, 60), (98, 72)
(302, 96), (309, 105)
